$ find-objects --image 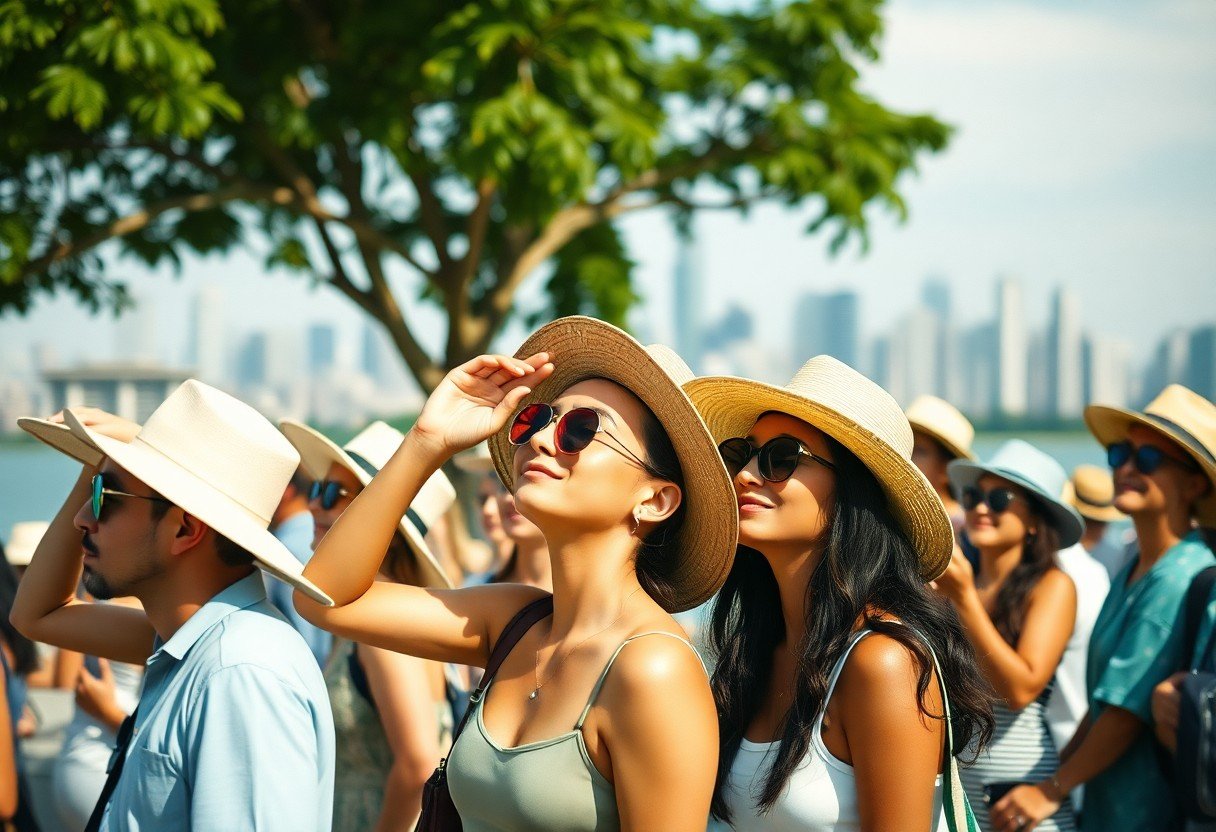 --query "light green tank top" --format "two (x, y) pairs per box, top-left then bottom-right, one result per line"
(447, 631), (703, 831)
